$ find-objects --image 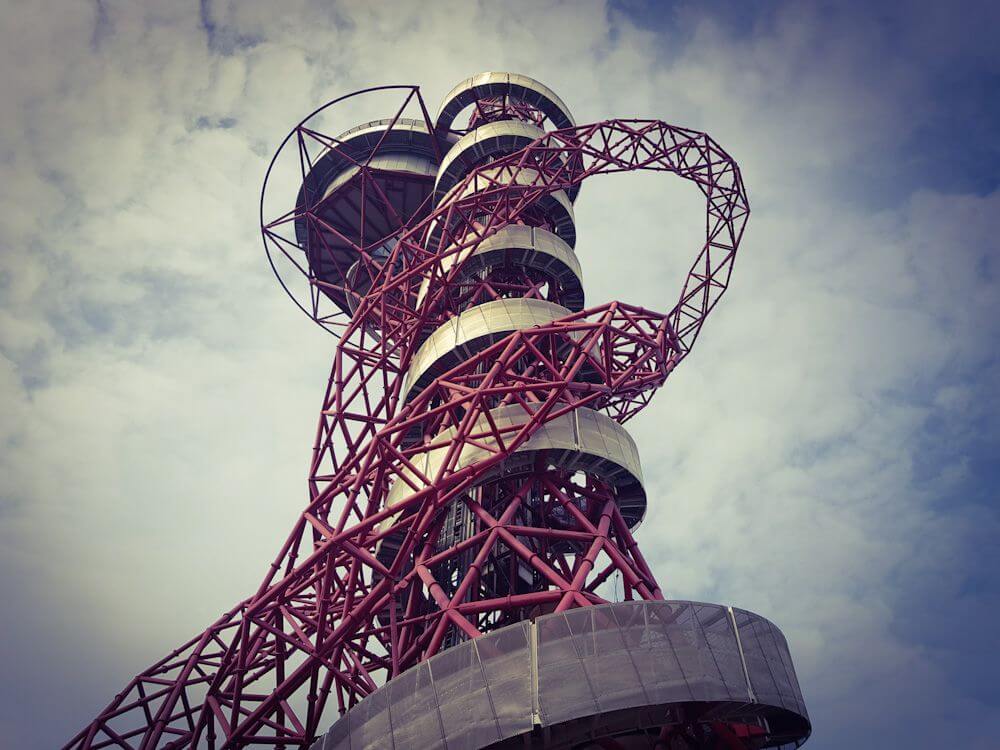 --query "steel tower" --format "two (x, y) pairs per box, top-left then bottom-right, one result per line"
(67, 73), (811, 749)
